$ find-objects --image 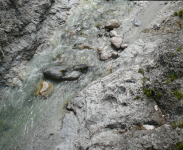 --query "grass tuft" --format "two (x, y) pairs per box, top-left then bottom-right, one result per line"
(173, 89), (183, 100)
